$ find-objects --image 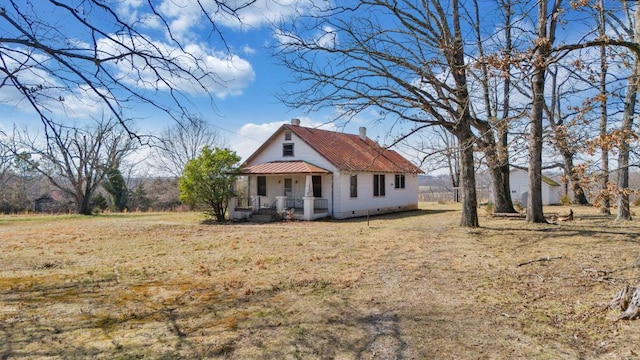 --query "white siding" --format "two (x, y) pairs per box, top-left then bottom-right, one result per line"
(332, 172), (419, 219)
(246, 130), (337, 172)
(547, 187), (561, 205)
(509, 170), (529, 206)
(543, 184), (561, 205)
(508, 169), (561, 206)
